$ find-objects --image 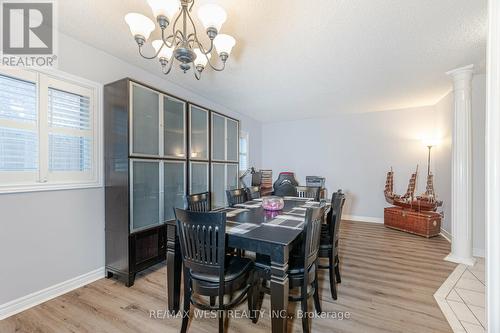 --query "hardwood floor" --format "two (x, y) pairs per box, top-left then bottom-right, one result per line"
(0, 221), (456, 333)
